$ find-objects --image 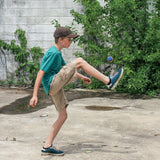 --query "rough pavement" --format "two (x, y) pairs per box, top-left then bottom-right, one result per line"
(0, 88), (160, 160)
